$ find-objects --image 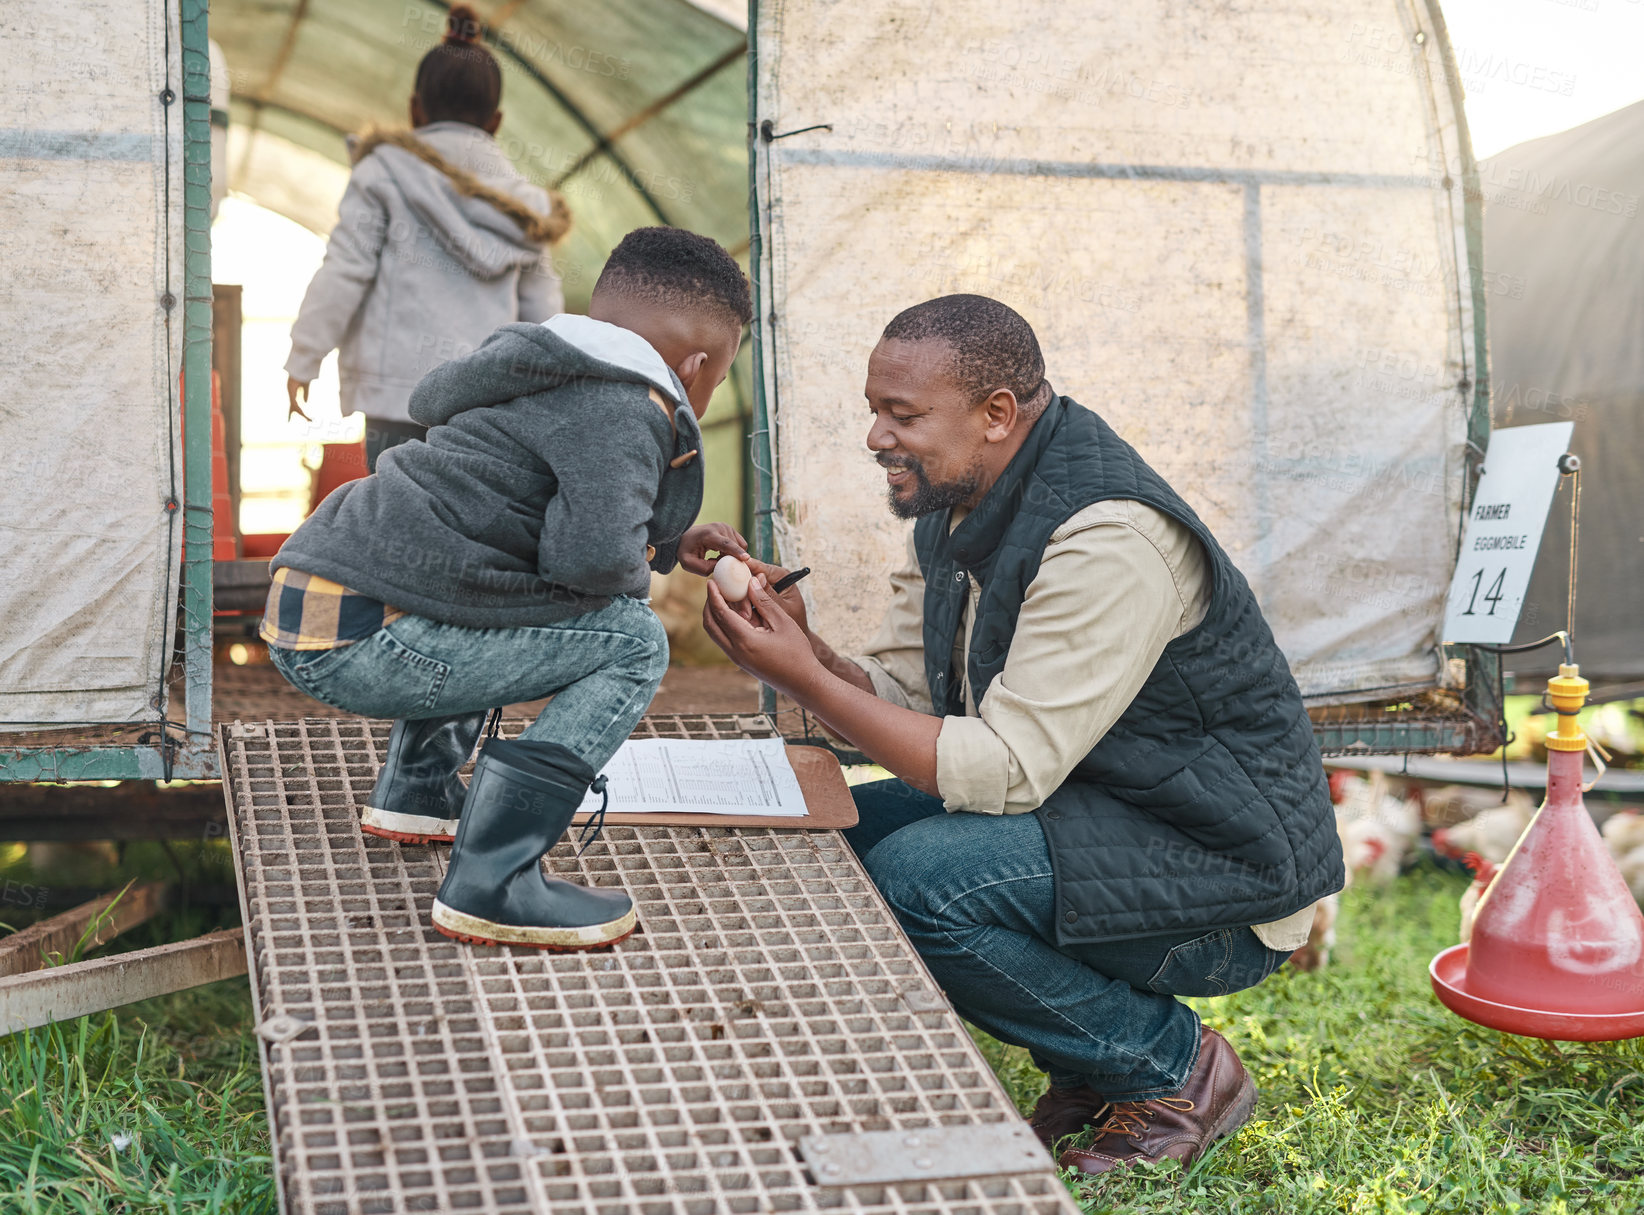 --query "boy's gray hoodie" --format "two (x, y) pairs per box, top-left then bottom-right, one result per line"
(273, 317), (705, 628)
(285, 122), (564, 423)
